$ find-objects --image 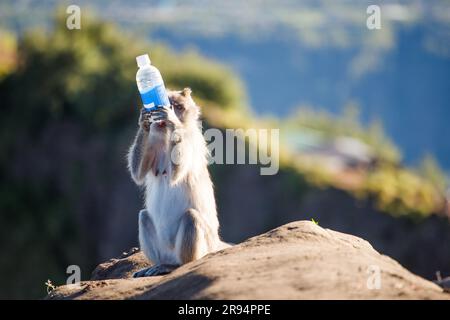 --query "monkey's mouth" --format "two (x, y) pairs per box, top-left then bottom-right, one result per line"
(154, 120), (166, 129)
